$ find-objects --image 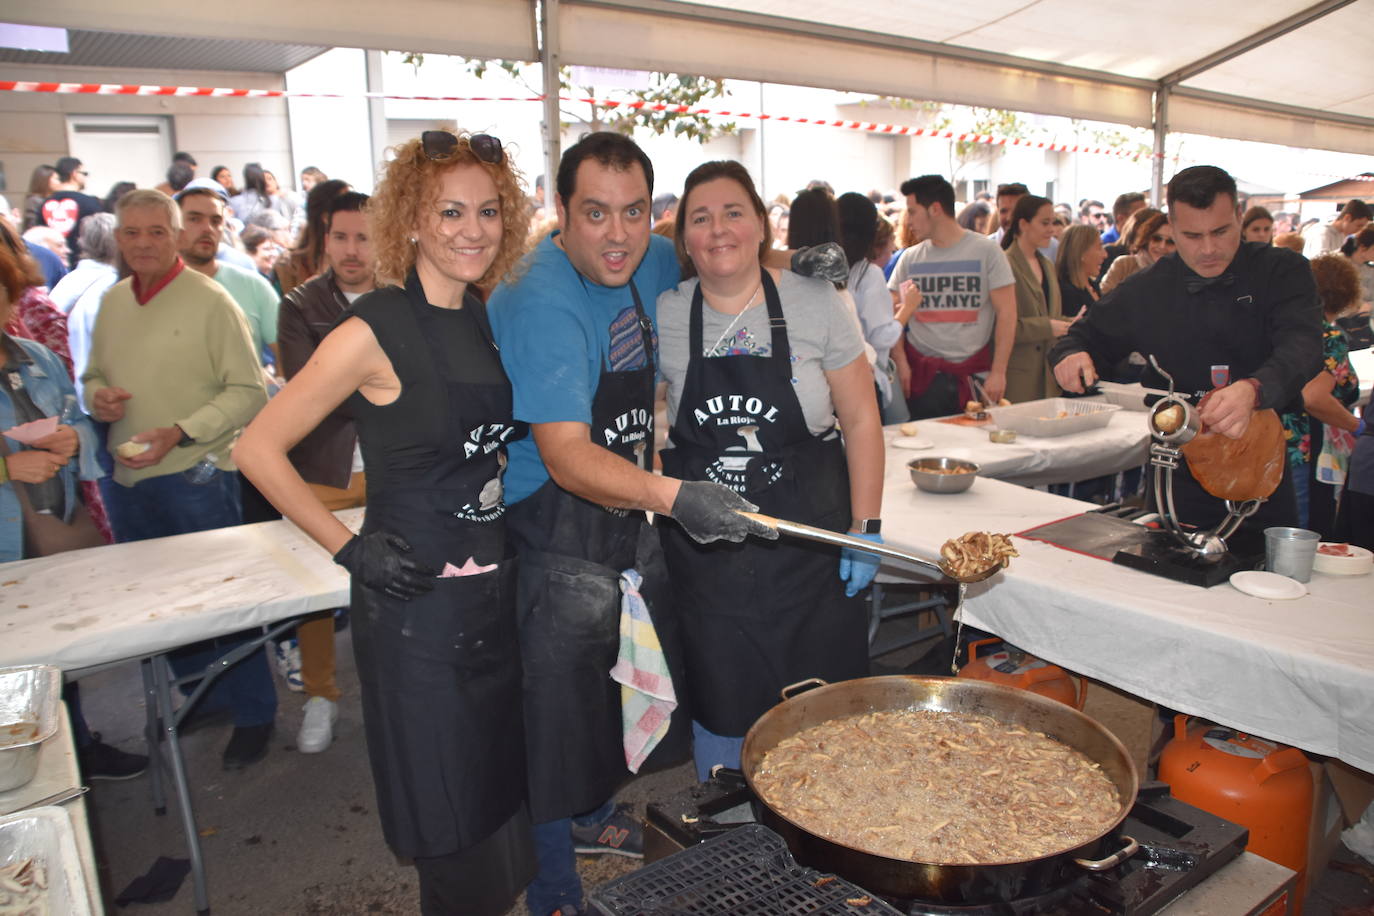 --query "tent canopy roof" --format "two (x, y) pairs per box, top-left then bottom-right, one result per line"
(5, 0), (1371, 154)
